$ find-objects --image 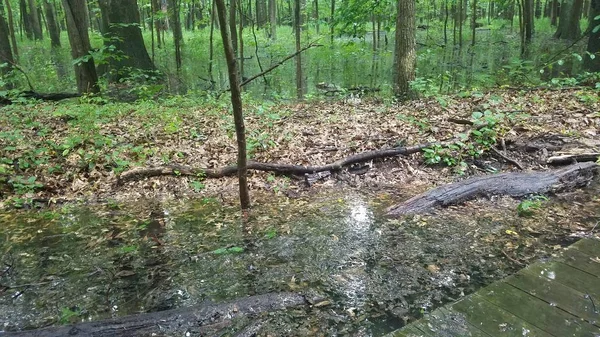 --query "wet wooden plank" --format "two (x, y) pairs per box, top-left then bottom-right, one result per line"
(560, 247), (600, 277)
(571, 238), (600, 258)
(413, 307), (491, 337)
(451, 294), (554, 337)
(525, 261), (600, 298)
(506, 269), (600, 325)
(479, 282), (600, 336)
